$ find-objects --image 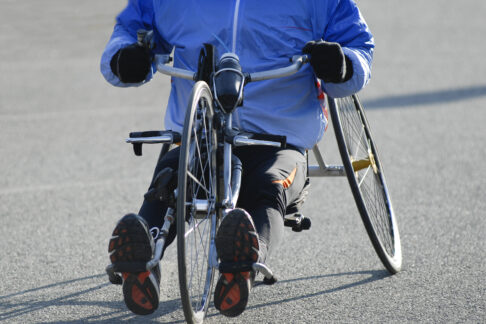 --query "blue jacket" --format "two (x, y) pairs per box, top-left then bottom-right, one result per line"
(101, 0), (374, 149)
